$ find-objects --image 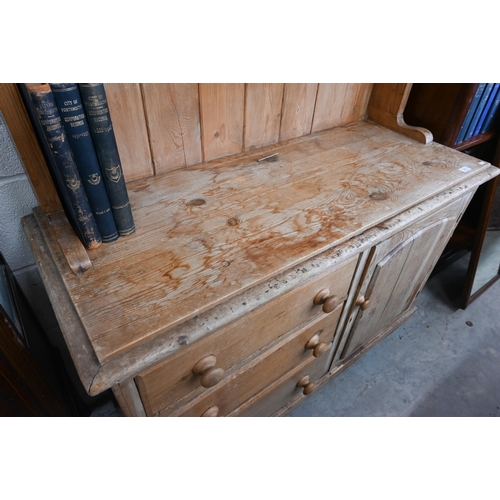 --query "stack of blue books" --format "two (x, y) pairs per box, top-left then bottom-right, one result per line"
(455, 83), (500, 146)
